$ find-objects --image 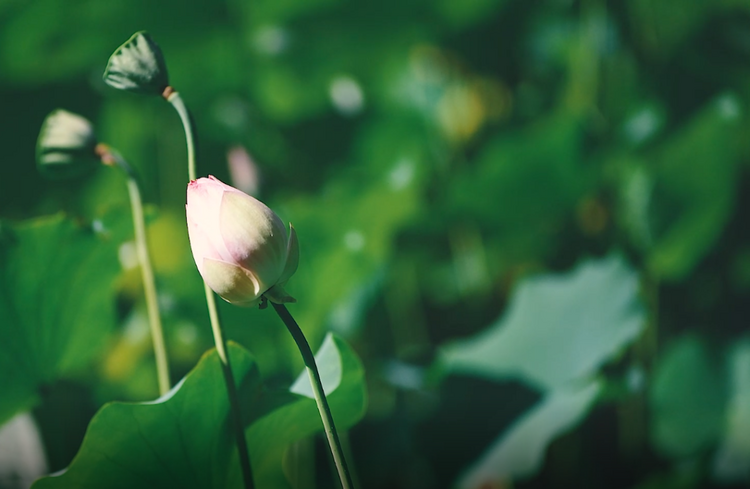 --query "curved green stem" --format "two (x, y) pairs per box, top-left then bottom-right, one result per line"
(166, 91), (255, 489)
(100, 146), (171, 395)
(271, 302), (355, 489)
(166, 91), (197, 181)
